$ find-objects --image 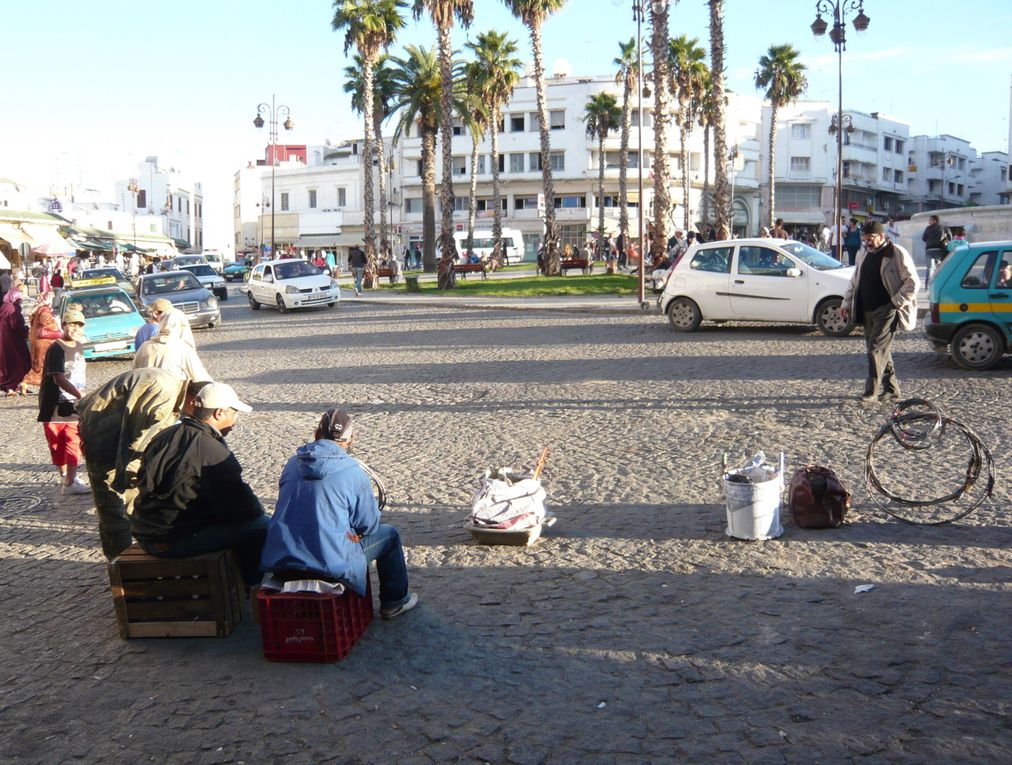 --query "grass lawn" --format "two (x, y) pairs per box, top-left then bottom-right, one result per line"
(383, 272), (640, 297)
